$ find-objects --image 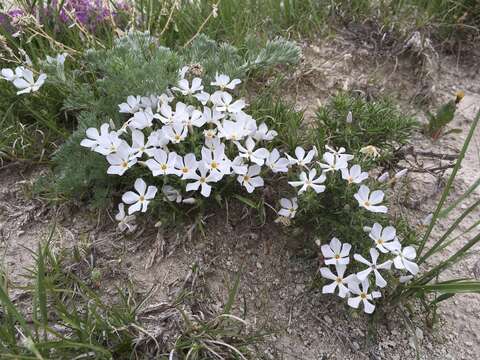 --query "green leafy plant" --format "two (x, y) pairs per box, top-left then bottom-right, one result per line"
(311, 92), (418, 159)
(425, 91), (464, 140)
